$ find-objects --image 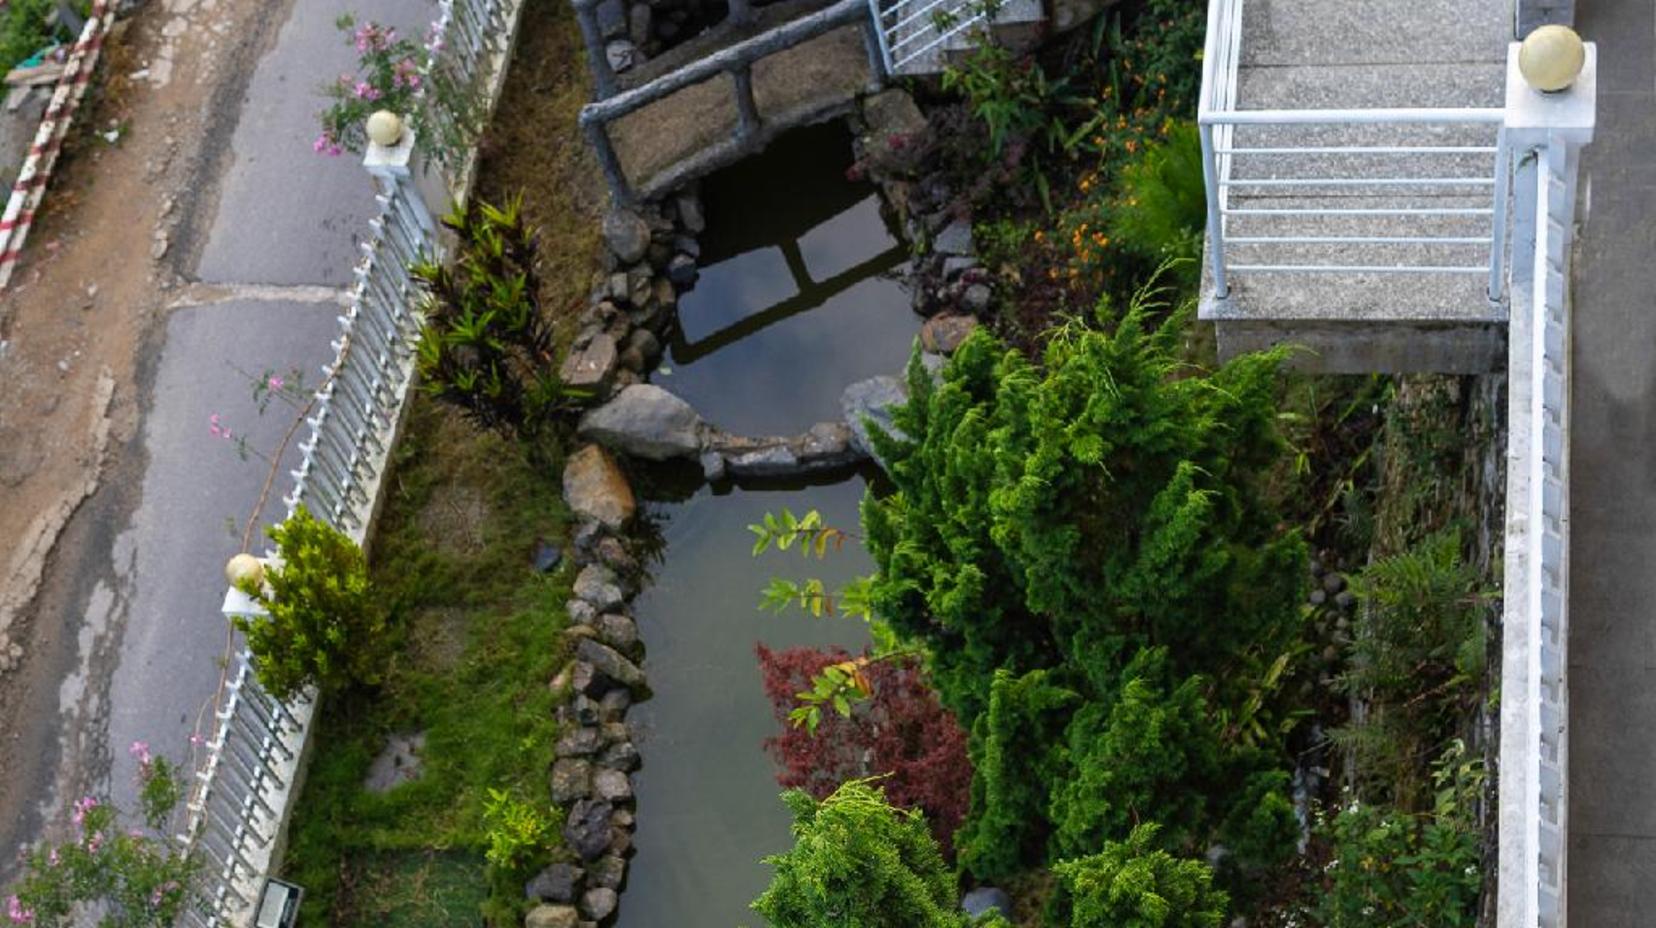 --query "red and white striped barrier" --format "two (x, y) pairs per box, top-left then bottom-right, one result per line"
(0, 0), (117, 290)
